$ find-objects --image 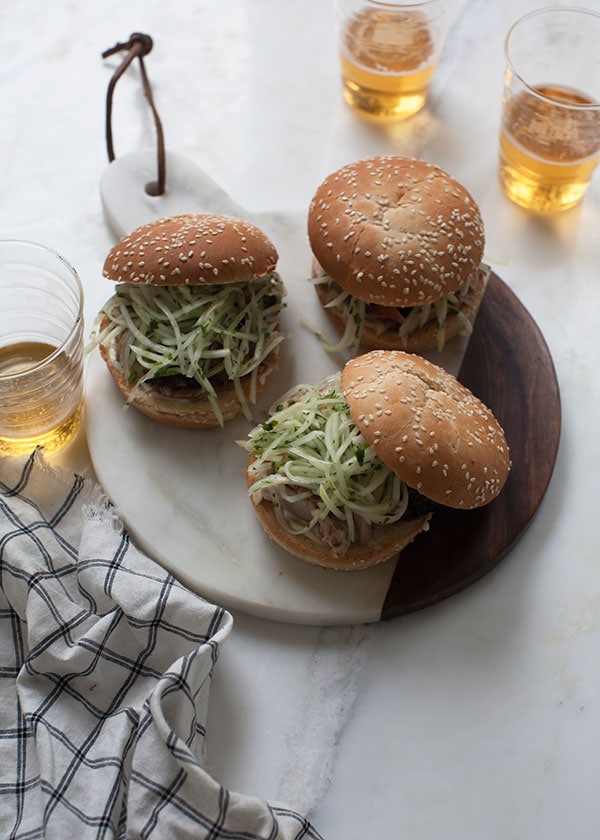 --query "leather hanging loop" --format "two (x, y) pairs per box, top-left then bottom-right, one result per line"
(102, 32), (166, 196)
